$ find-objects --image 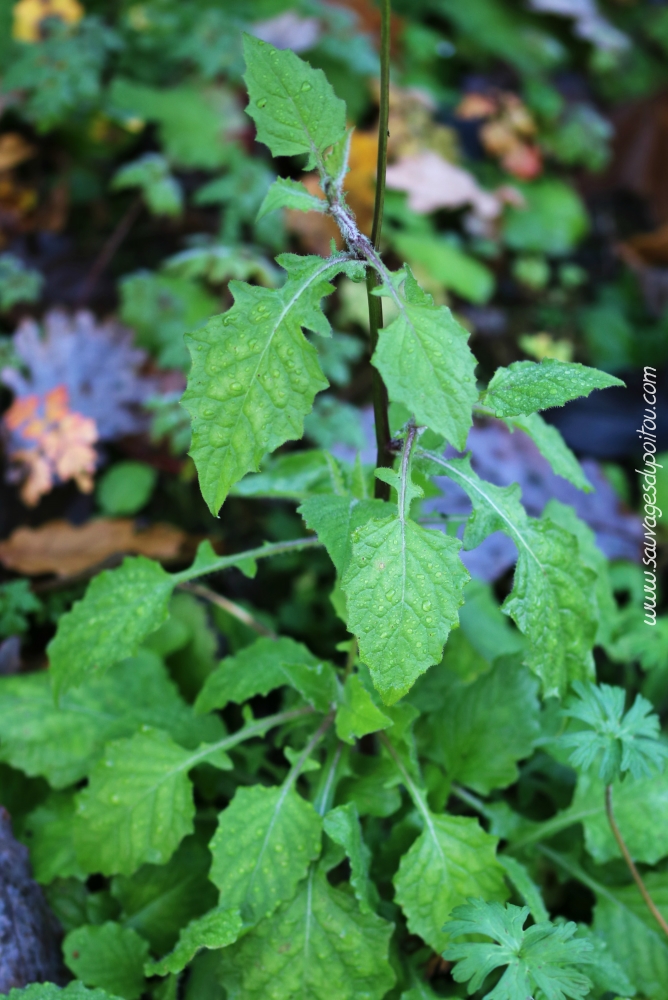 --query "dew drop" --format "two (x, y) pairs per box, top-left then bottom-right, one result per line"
(300, 81), (312, 92)
(256, 98), (267, 108)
